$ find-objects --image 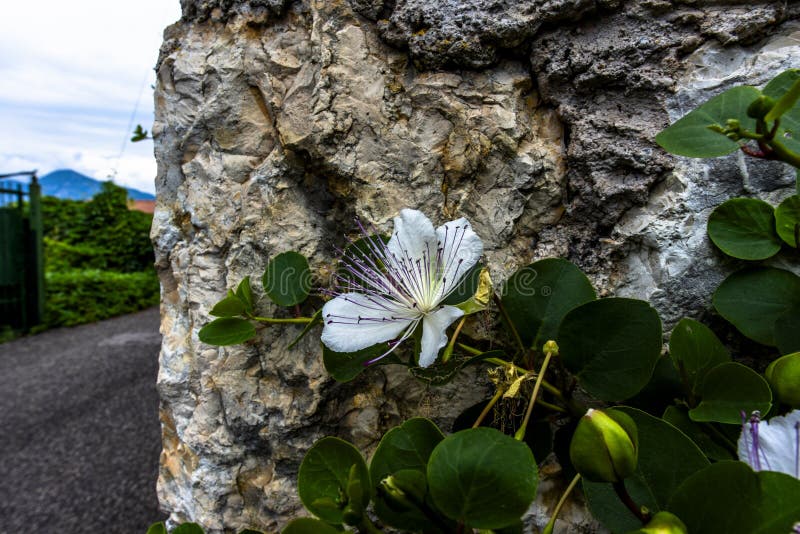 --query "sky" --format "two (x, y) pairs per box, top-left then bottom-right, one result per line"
(0, 1), (183, 194)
